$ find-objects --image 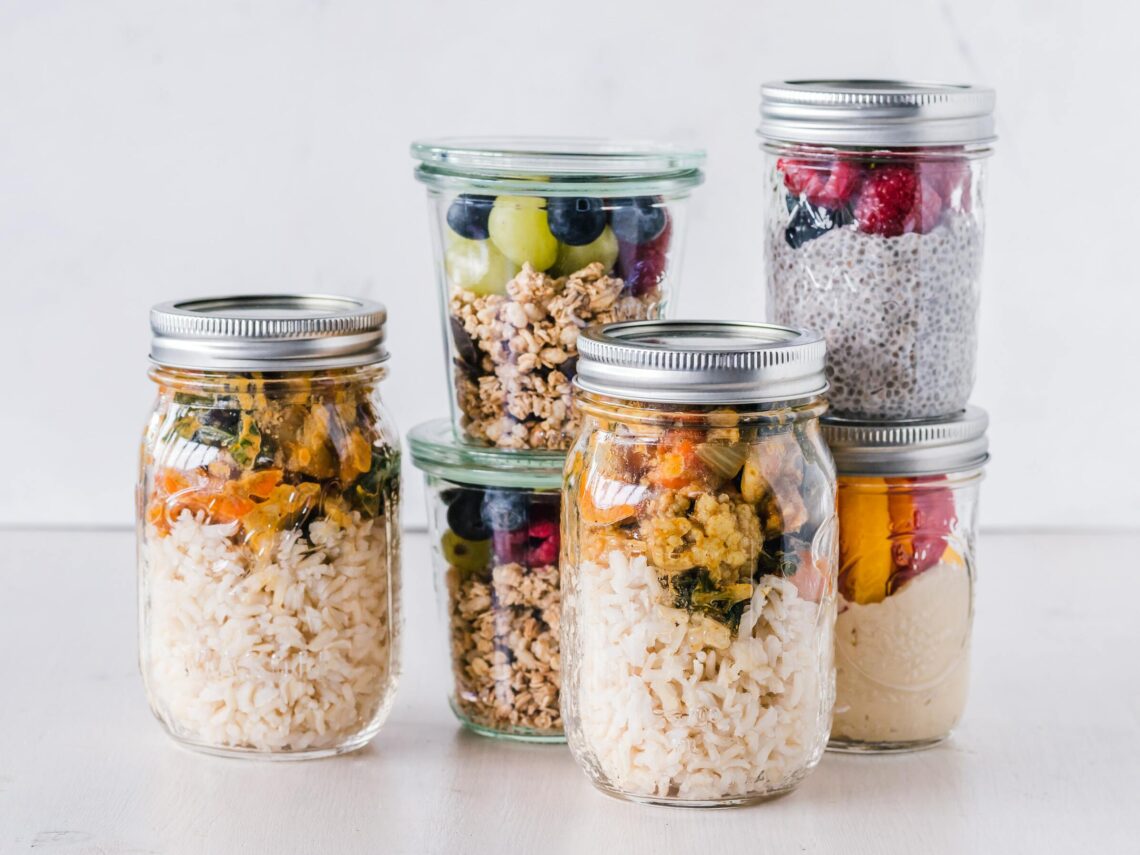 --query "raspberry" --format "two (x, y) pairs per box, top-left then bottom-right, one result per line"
(902, 178), (943, 235)
(616, 217), (671, 297)
(778, 158), (862, 208)
(854, 166), (918, 237)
